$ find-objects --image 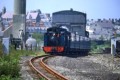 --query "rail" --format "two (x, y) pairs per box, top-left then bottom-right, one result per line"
(29, 55), (68, 80)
